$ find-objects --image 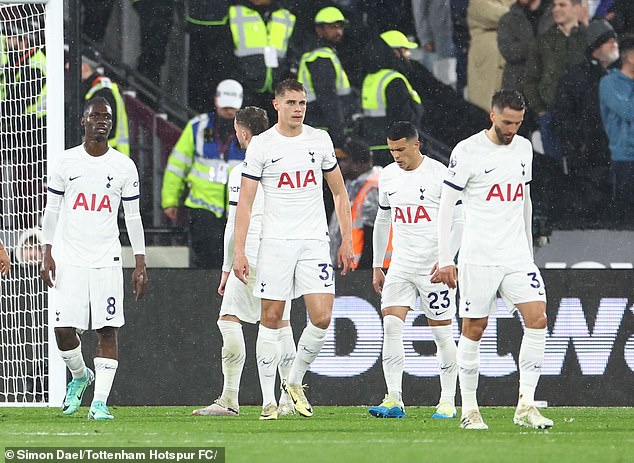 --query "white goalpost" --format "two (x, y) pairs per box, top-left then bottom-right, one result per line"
(0, 0), (65, 406)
